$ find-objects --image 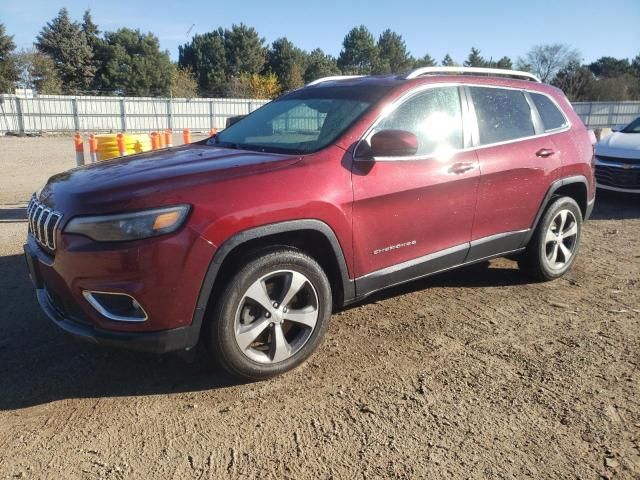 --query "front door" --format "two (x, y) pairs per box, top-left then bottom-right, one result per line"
(351, 86), (479, 293)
